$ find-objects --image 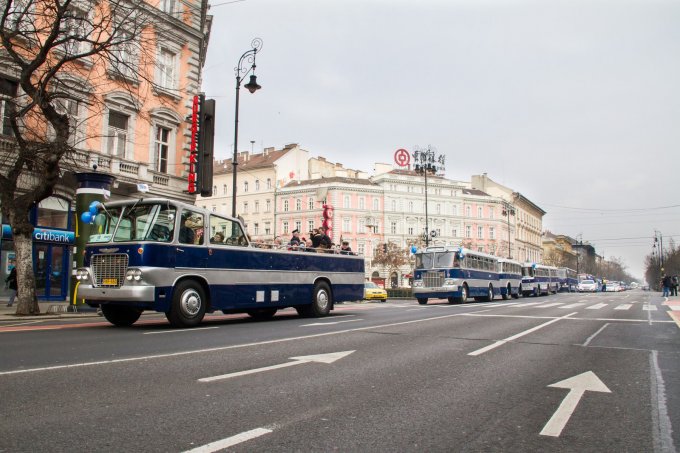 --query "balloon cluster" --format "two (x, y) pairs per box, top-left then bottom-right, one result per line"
(80, 201), (101, 225)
